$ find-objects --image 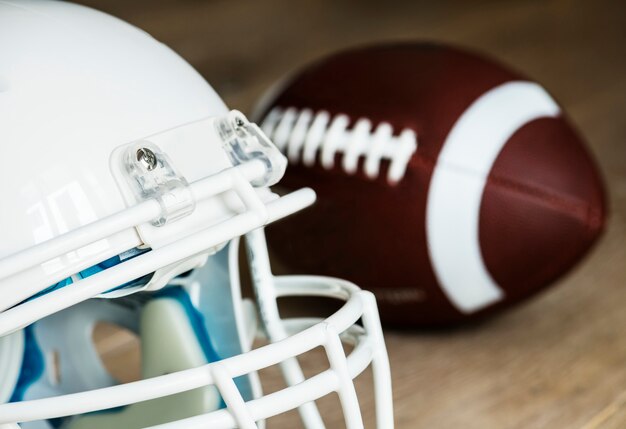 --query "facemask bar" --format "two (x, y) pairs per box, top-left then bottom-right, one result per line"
(245, 227), (325, 427)
(0, 255), (393, 429)
(0, 112), (315, 337)
(245, 228), (393, 429)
